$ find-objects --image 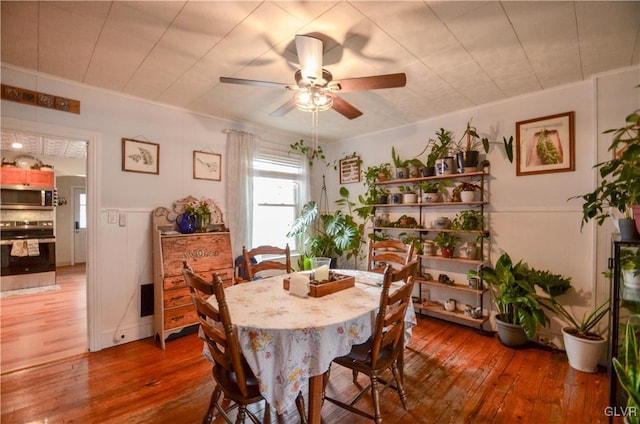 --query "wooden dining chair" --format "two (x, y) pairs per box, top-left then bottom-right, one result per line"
(367, 239), (414, 273)
(182, 261), (214, 297)
(390, 259), (419, 283)
(242, 244), (291, 281)
(324, 266), (416, 424)
(184, 268), (269, 424)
